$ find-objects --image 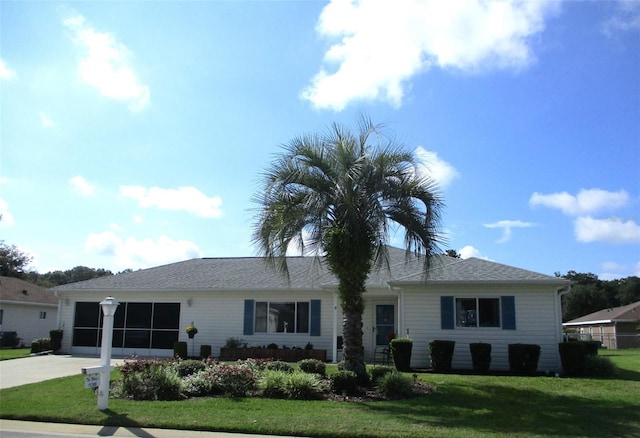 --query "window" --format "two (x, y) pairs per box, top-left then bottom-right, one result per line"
(39, 311), (47, 319)
(456, 298), (500, 328)
(254, 301), (310, 333)
(72, 302), (180, 349)
(0, 308), (4, 324)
